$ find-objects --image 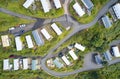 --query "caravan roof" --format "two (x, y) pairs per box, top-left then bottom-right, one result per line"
(23, 58), (29, 70)
(40, 0), (51, 13)
(14, 59), (19, 70)
(41, 28), (52, 40)
(69, 50), (78, 60)
(112, 46), (120, 57)
(15, 37), (23, 51)
(53, 0), (62, 9)
(1, 35), (10, 47)
(74, 43), (85, 51)
(25, 35), (34, 48)
(61, 56), (70, 65)
(23, 0), (34, 8)
(3, 59), (10, 70)
(73, 2), (85, 17)
(113, 3), (120, 19)
(32, 30), (44, 46)
(51, 23), (62, 35)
